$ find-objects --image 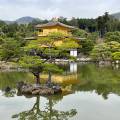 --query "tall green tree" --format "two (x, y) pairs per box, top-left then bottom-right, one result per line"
(19, 32), (79, 85)
(0, 37), (23, 62)
(97, 12), (110, 38)
(72, 29), (96, 55)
